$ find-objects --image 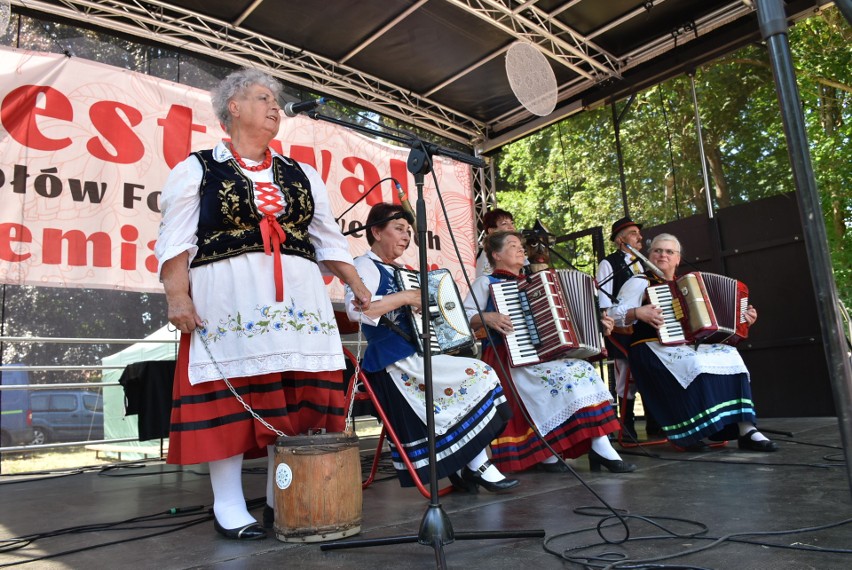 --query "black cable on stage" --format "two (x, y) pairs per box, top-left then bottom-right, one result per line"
(0, 505), (215, 565)
(542, 508), (852, 569)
